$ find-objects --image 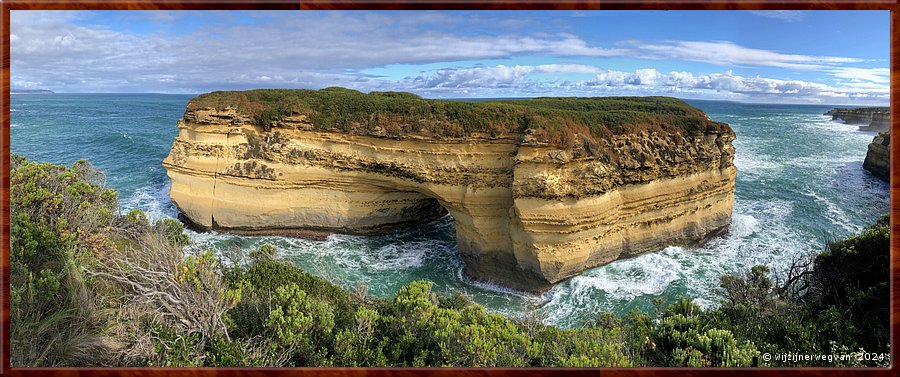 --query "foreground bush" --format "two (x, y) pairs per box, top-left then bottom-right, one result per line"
(10, 156), (118, 366)
(708, 217), (891, 366)
(9, 156), (889, 367)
